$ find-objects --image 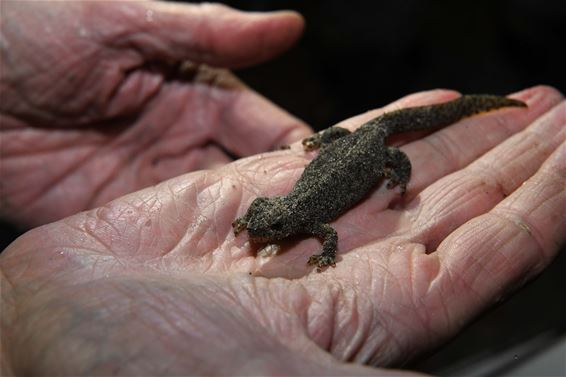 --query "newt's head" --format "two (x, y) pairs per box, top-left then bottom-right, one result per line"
(232, 196), (293, 243)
